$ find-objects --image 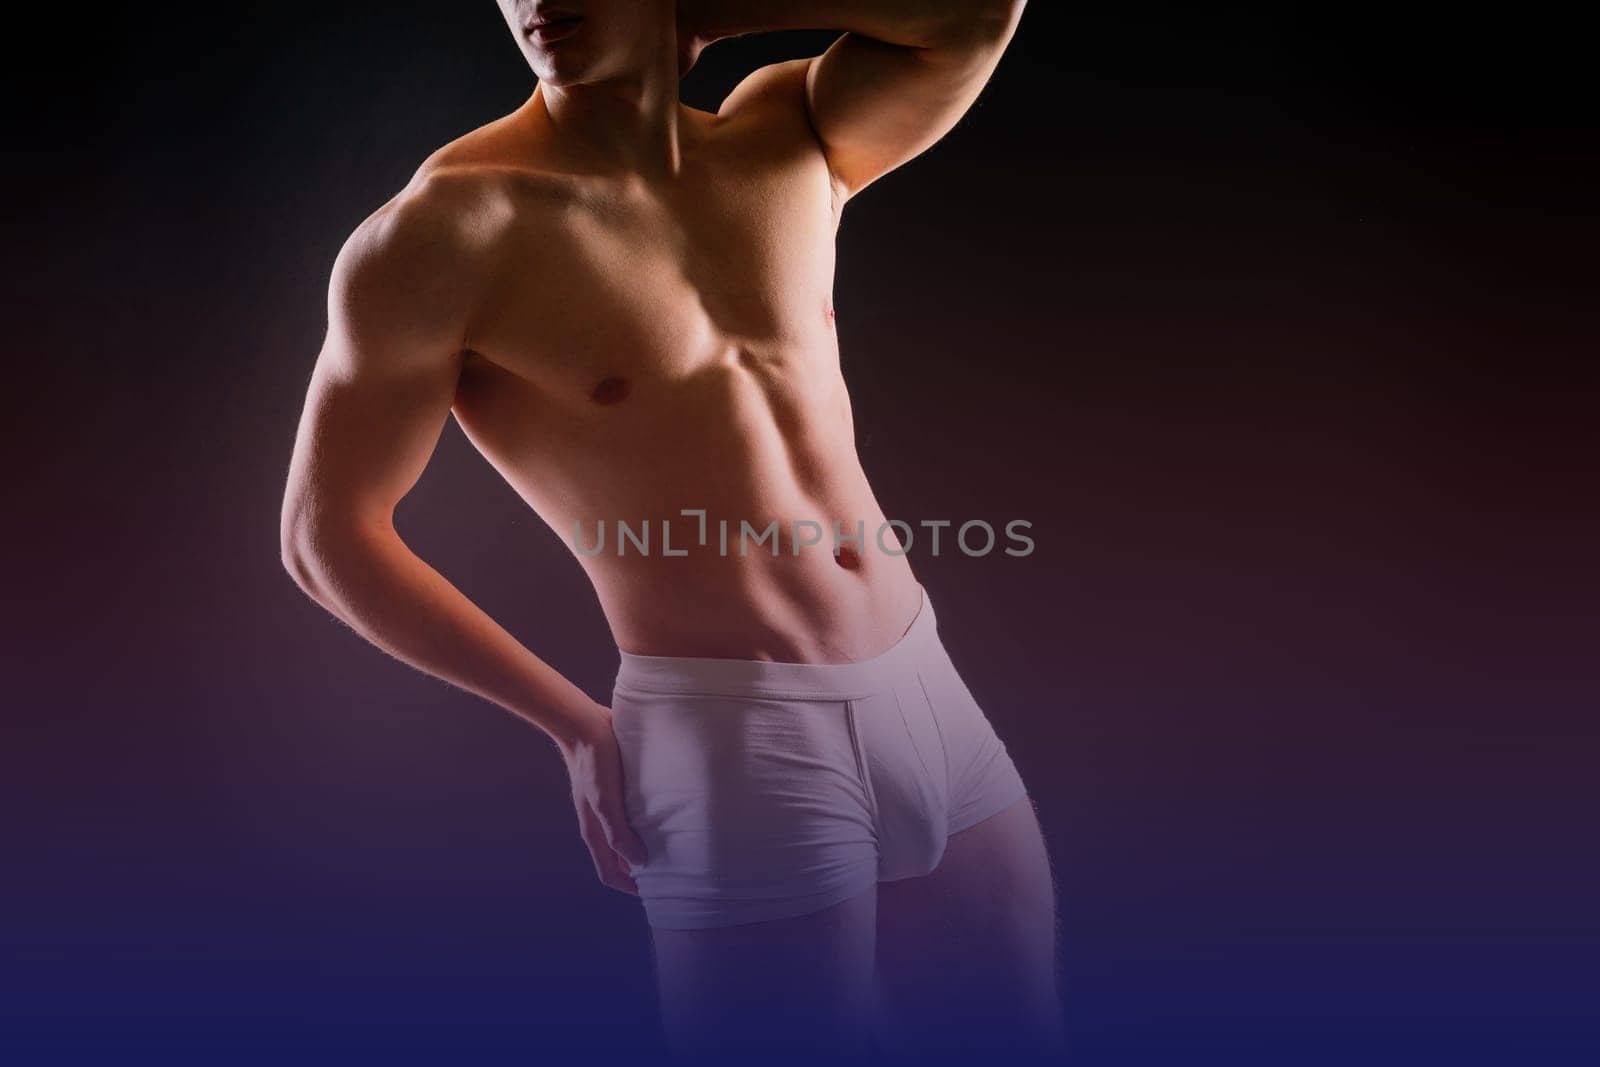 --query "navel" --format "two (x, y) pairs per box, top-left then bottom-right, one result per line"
(589, 375), (631, 406)
(834, 543), (861, 571)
